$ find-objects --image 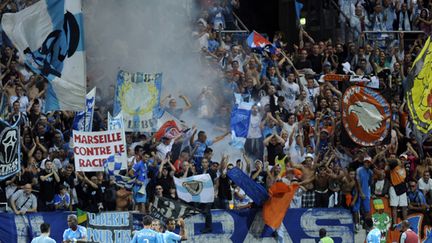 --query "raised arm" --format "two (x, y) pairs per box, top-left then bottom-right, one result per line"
(177, 218), (187, 240)
(213, 131), (230, 144)
(179, 95), (192, 111)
